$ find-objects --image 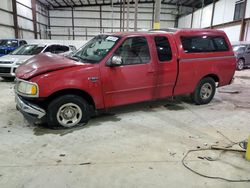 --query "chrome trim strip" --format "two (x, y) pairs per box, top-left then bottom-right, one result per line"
(179, 55), (235, 63)
(15, 95), (45, 119)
